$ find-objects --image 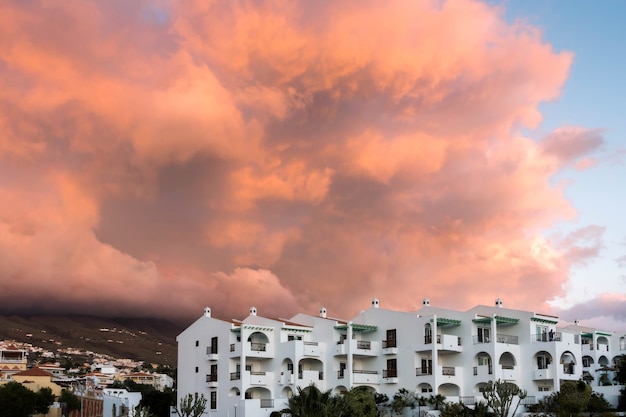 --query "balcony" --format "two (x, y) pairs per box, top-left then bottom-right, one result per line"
(351, 339), (380, 356)
(353, 369), (380, 384)
(302, 341), (321, 357)
(299, 370), (324, 386)
(383, 369), (398, 383)
(206, 345), (218, 360)
(260, 399), (274, 409)
(559, 364), (577, 380)
(382, 339), (398, 354)
(496, 334), (518, 345)
(206, 373), (218, 387)
(280, 371), (294, 385)
(473, 364), (493, 379)
(247, 371), (270, 385)
(532, 332), (562, 343)
(334, 341), (347, 356)
(245, 341), (273, 358)
(533, 366), (553, 380)
(499, 365), (518, 381)
(230, 342), (241, 357)
(230, 371), (241, 381)
(440, 366), (462, 380)
(416, 367), (433, 376)
(436, 334), (462, 352)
